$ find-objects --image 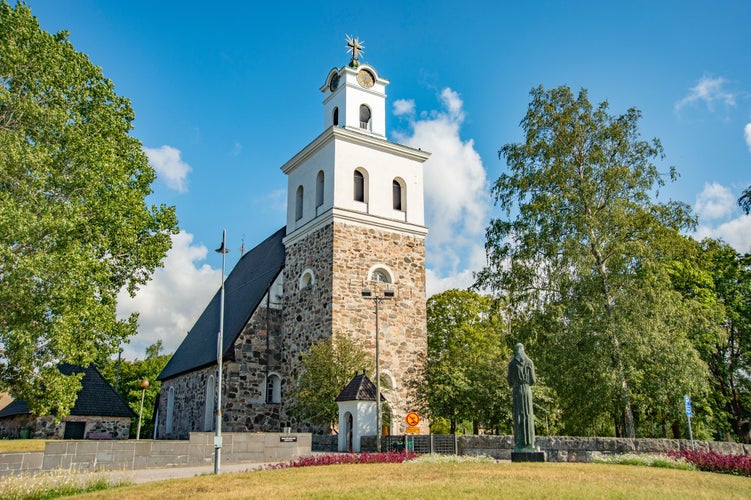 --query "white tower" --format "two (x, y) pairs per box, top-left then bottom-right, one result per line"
(280, 37), (429, 434)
